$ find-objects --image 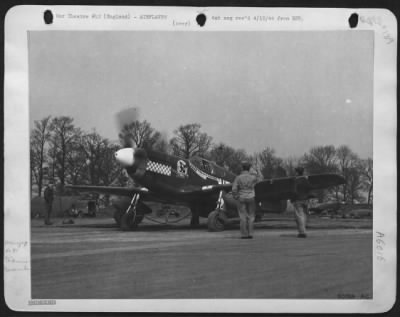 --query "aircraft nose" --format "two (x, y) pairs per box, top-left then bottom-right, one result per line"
(115, 148), (134, 167)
